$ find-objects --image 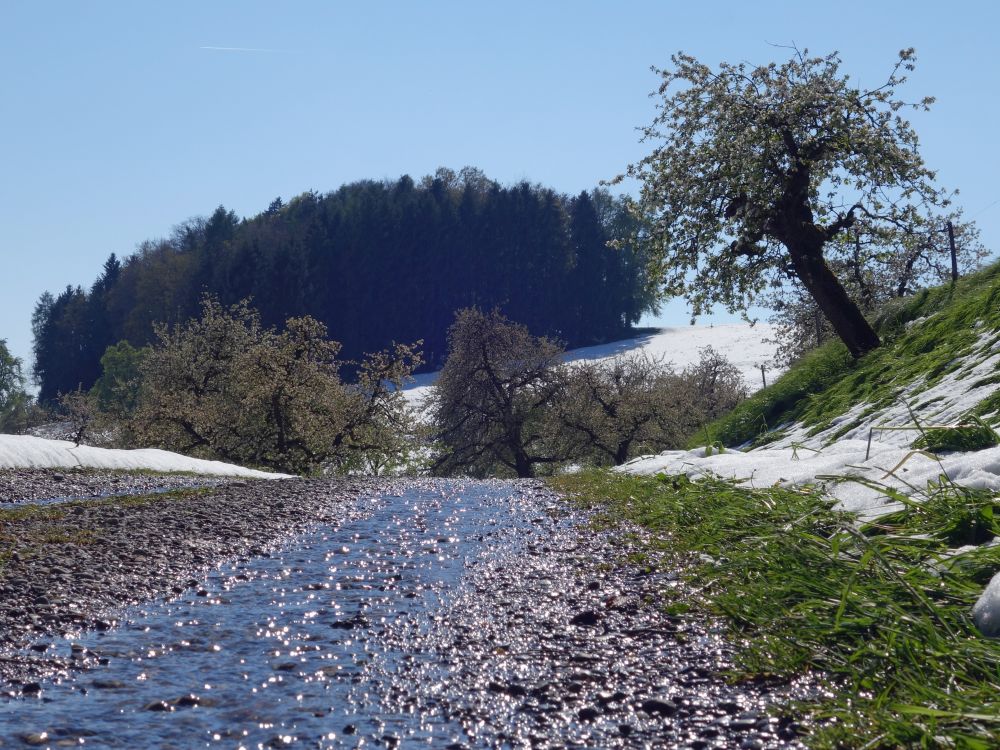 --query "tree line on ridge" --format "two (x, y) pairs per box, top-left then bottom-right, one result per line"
(31, 167), (656, 404)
